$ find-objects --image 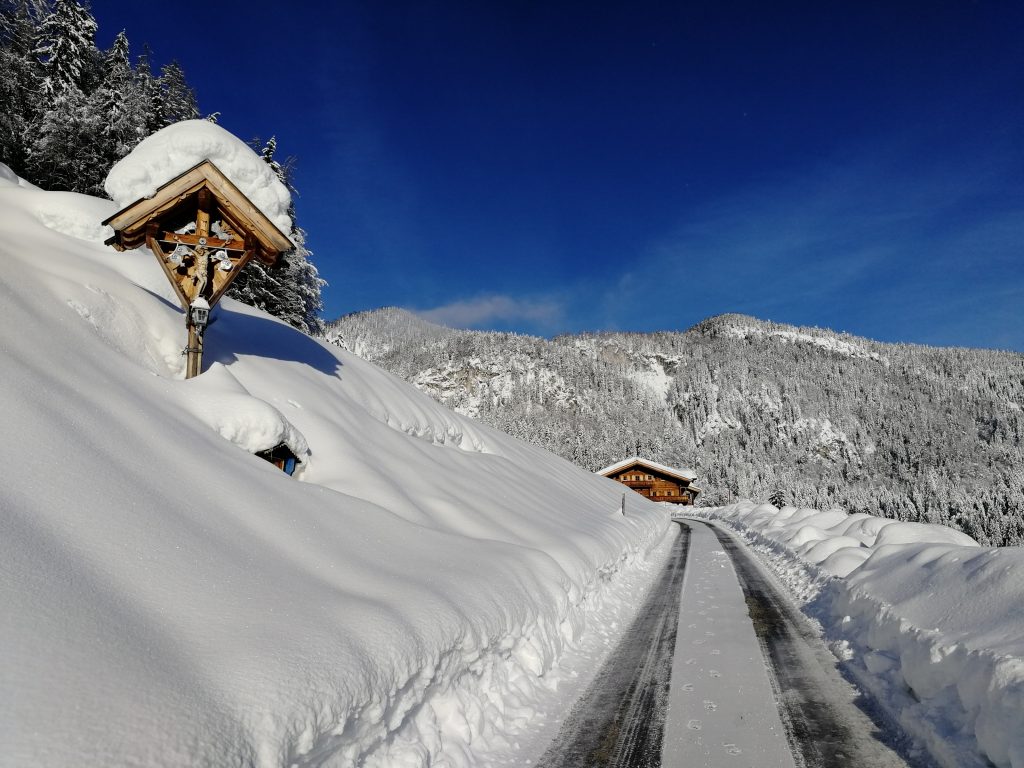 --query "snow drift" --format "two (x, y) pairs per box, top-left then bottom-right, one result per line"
(0, 156), (670, 767)
(696, 501), (1024, 768)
